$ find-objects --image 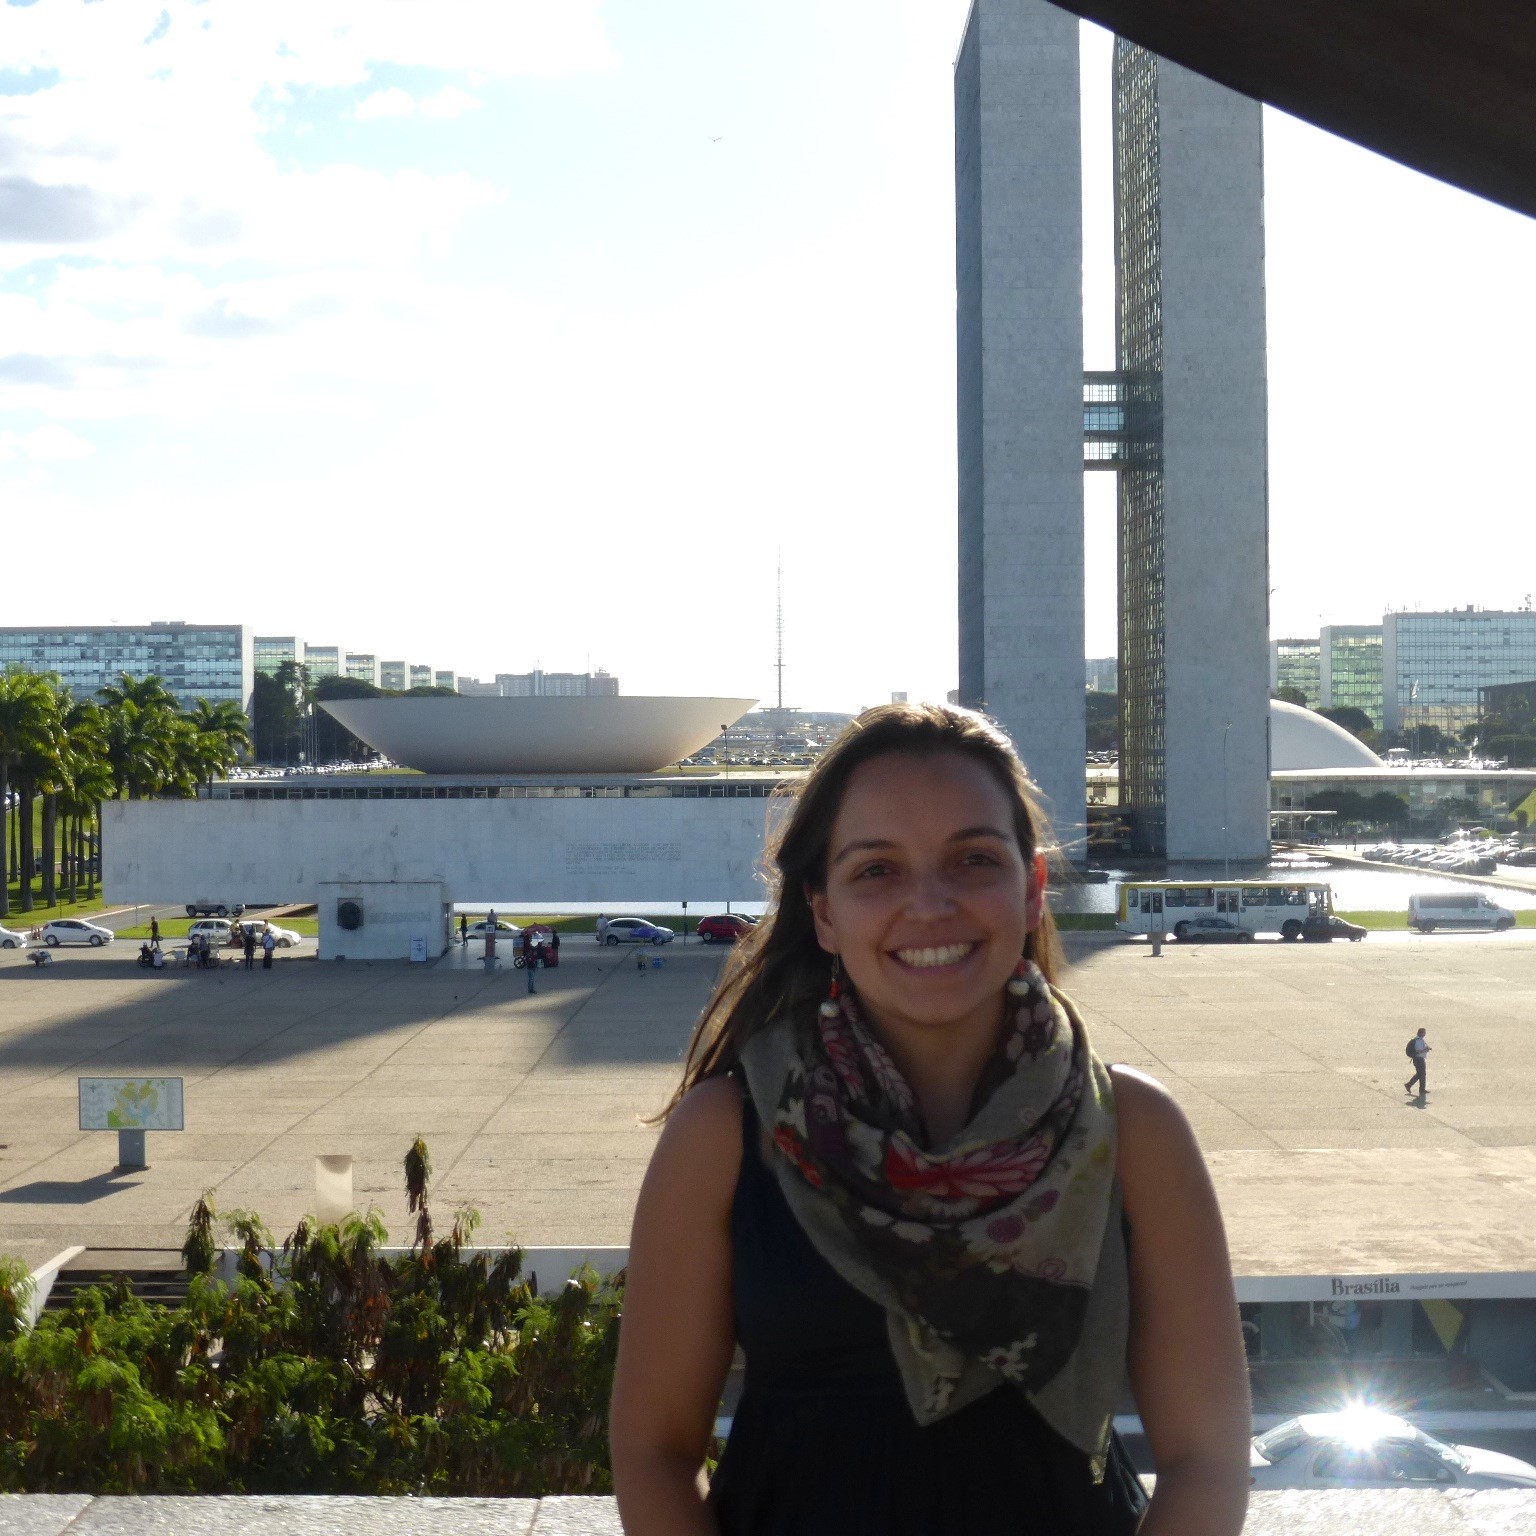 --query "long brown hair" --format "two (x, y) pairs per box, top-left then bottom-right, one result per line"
(660, 701), (1065, 1118)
